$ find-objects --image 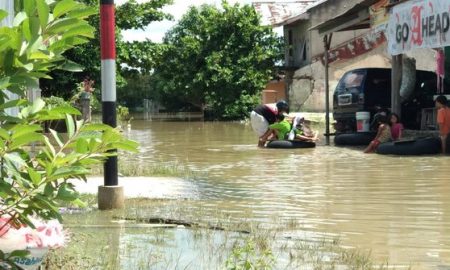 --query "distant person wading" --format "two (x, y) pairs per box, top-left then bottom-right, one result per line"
(250, 100), (289, 147)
